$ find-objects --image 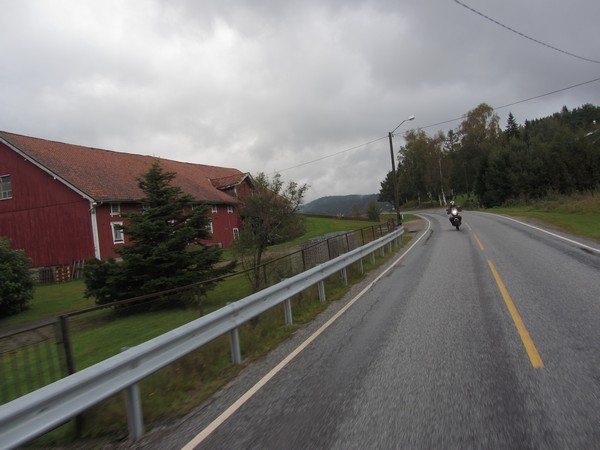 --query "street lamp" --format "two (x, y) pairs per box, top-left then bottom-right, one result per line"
(388, 115), (415, 225)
